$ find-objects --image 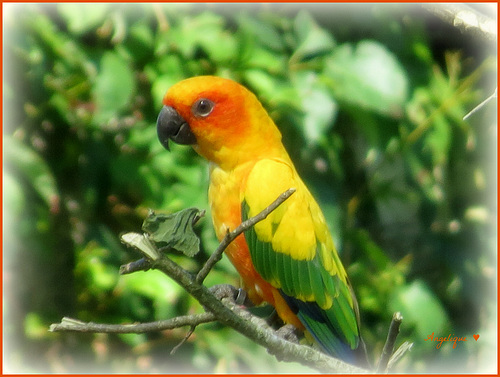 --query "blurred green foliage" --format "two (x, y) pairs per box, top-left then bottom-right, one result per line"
(3, 3), (496, 373)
